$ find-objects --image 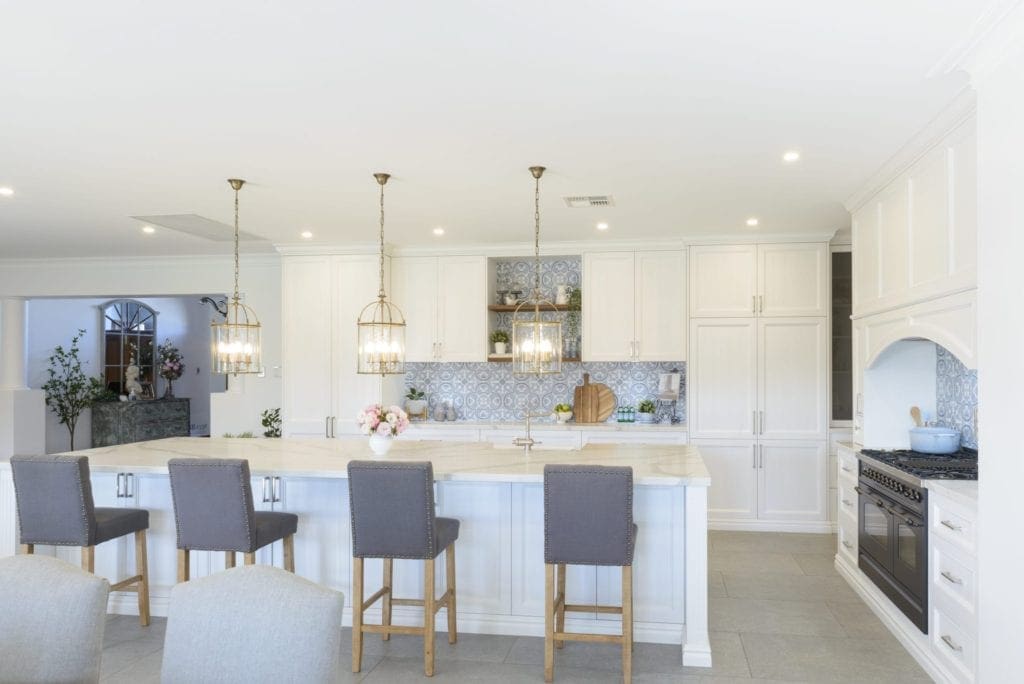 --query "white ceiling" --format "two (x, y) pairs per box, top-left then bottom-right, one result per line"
(0, 1), (983, 258)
